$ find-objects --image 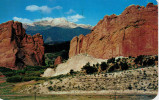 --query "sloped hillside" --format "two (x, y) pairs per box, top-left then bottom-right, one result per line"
(43, 54), (107, 77)
(19, 66), (158, 95)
